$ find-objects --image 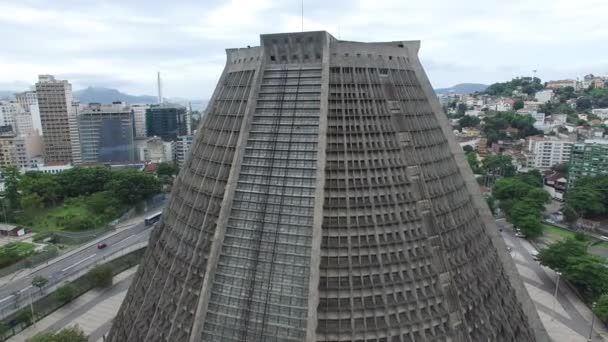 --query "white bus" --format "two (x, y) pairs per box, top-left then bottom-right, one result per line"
(145, 211), (163, 226)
